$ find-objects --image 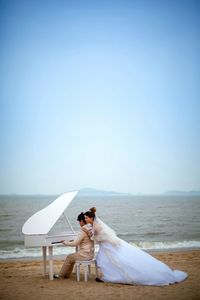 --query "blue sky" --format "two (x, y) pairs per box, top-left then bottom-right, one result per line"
(0, 0), (199, 194)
